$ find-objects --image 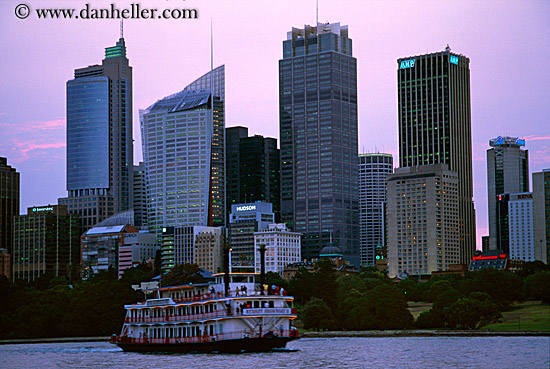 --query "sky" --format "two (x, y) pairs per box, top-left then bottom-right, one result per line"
(1, 0), (549, 248)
